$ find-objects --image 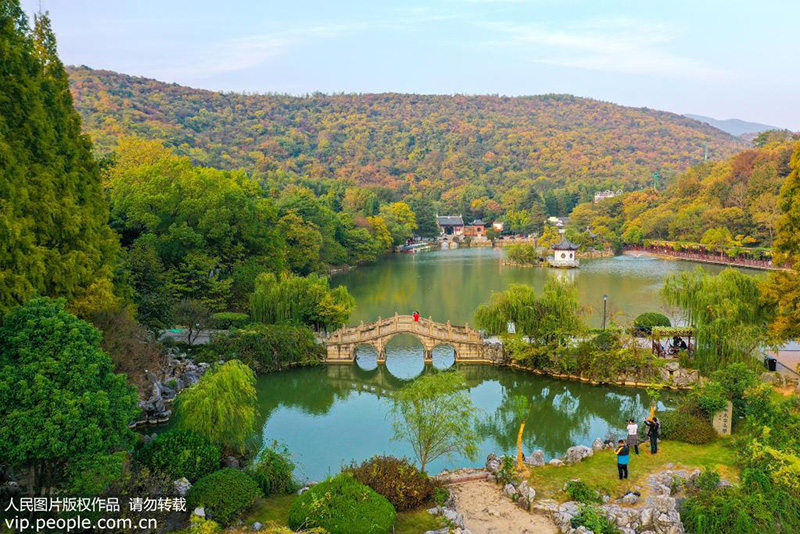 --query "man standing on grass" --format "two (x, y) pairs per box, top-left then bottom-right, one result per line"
(615, 439), (630, 480)
(644, 416), (660, 454)
(626, 418), (639, 454)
